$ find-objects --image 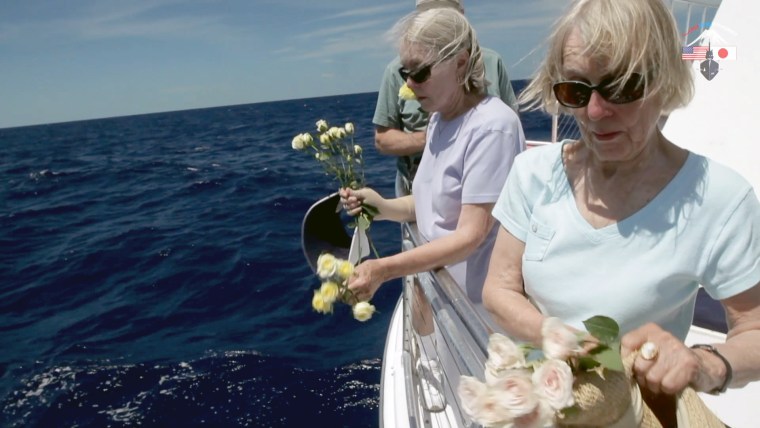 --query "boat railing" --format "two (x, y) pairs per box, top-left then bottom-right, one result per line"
(394, 173), (503, 426)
